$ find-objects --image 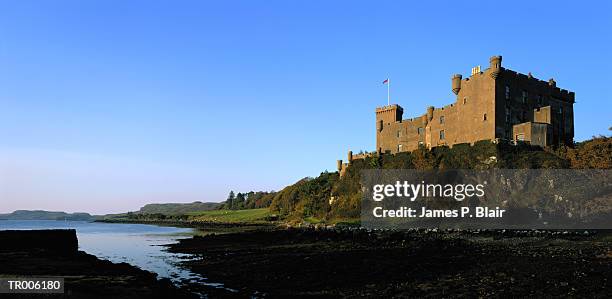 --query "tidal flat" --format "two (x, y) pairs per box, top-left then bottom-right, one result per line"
(168, 228), (612, 298)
